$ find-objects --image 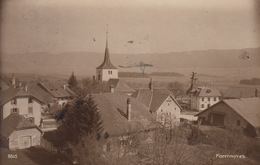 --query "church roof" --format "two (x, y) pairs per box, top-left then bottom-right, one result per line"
(96, 39), (117, 69)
